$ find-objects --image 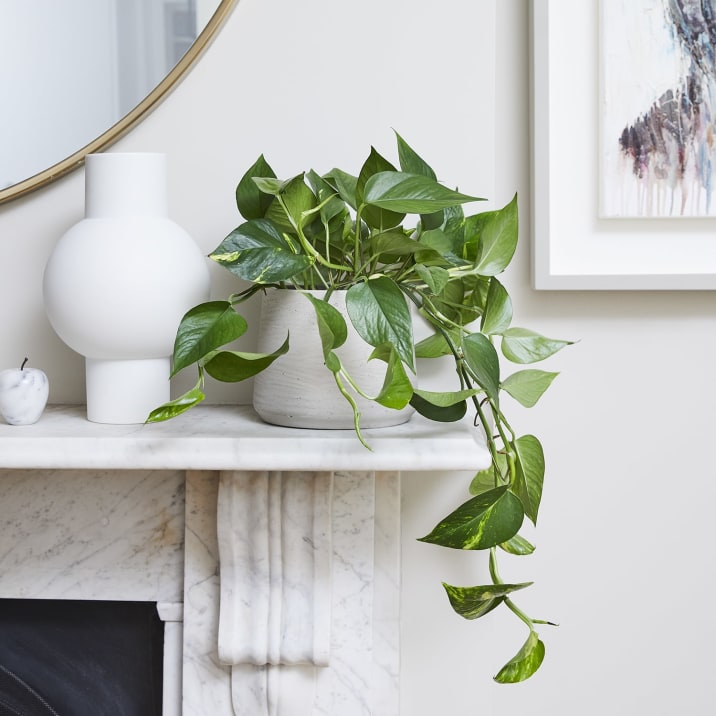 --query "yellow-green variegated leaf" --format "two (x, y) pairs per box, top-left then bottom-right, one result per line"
(146, 383), (205, 423)
(499, 534), (536, 555)
(443, 581), (532, 620)
(418, 486), (524, 550)
(210, 219), (312, 283)
(494, 631), (545, 684)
